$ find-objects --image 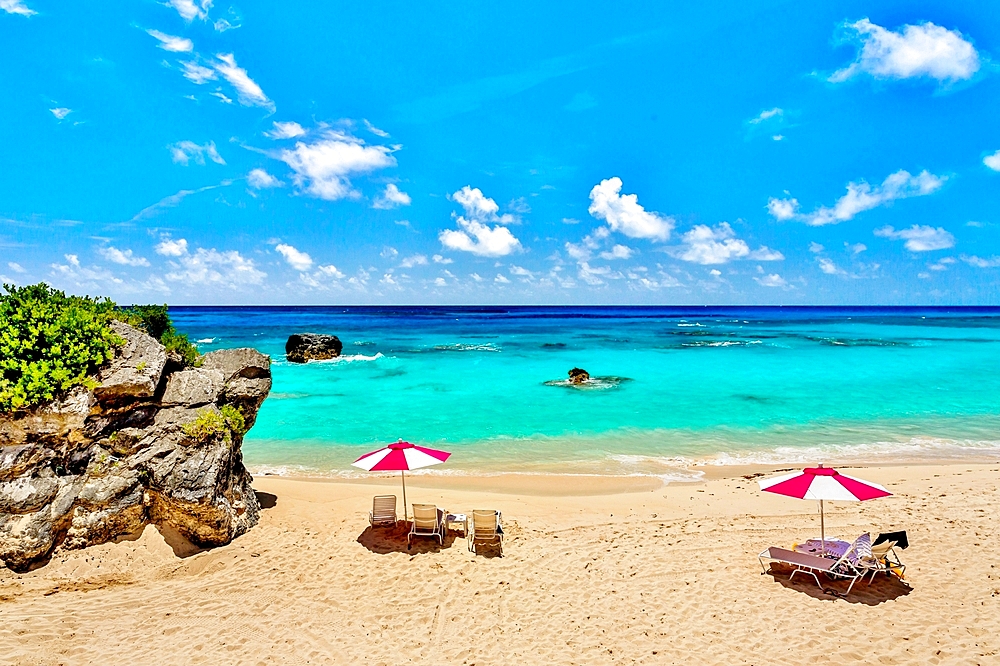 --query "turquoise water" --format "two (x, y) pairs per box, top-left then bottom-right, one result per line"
(170, 307), (1000, 479)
